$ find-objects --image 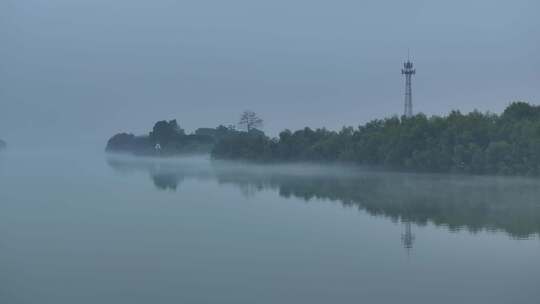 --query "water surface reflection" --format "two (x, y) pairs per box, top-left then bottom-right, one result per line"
(107, 156), (540, 241)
